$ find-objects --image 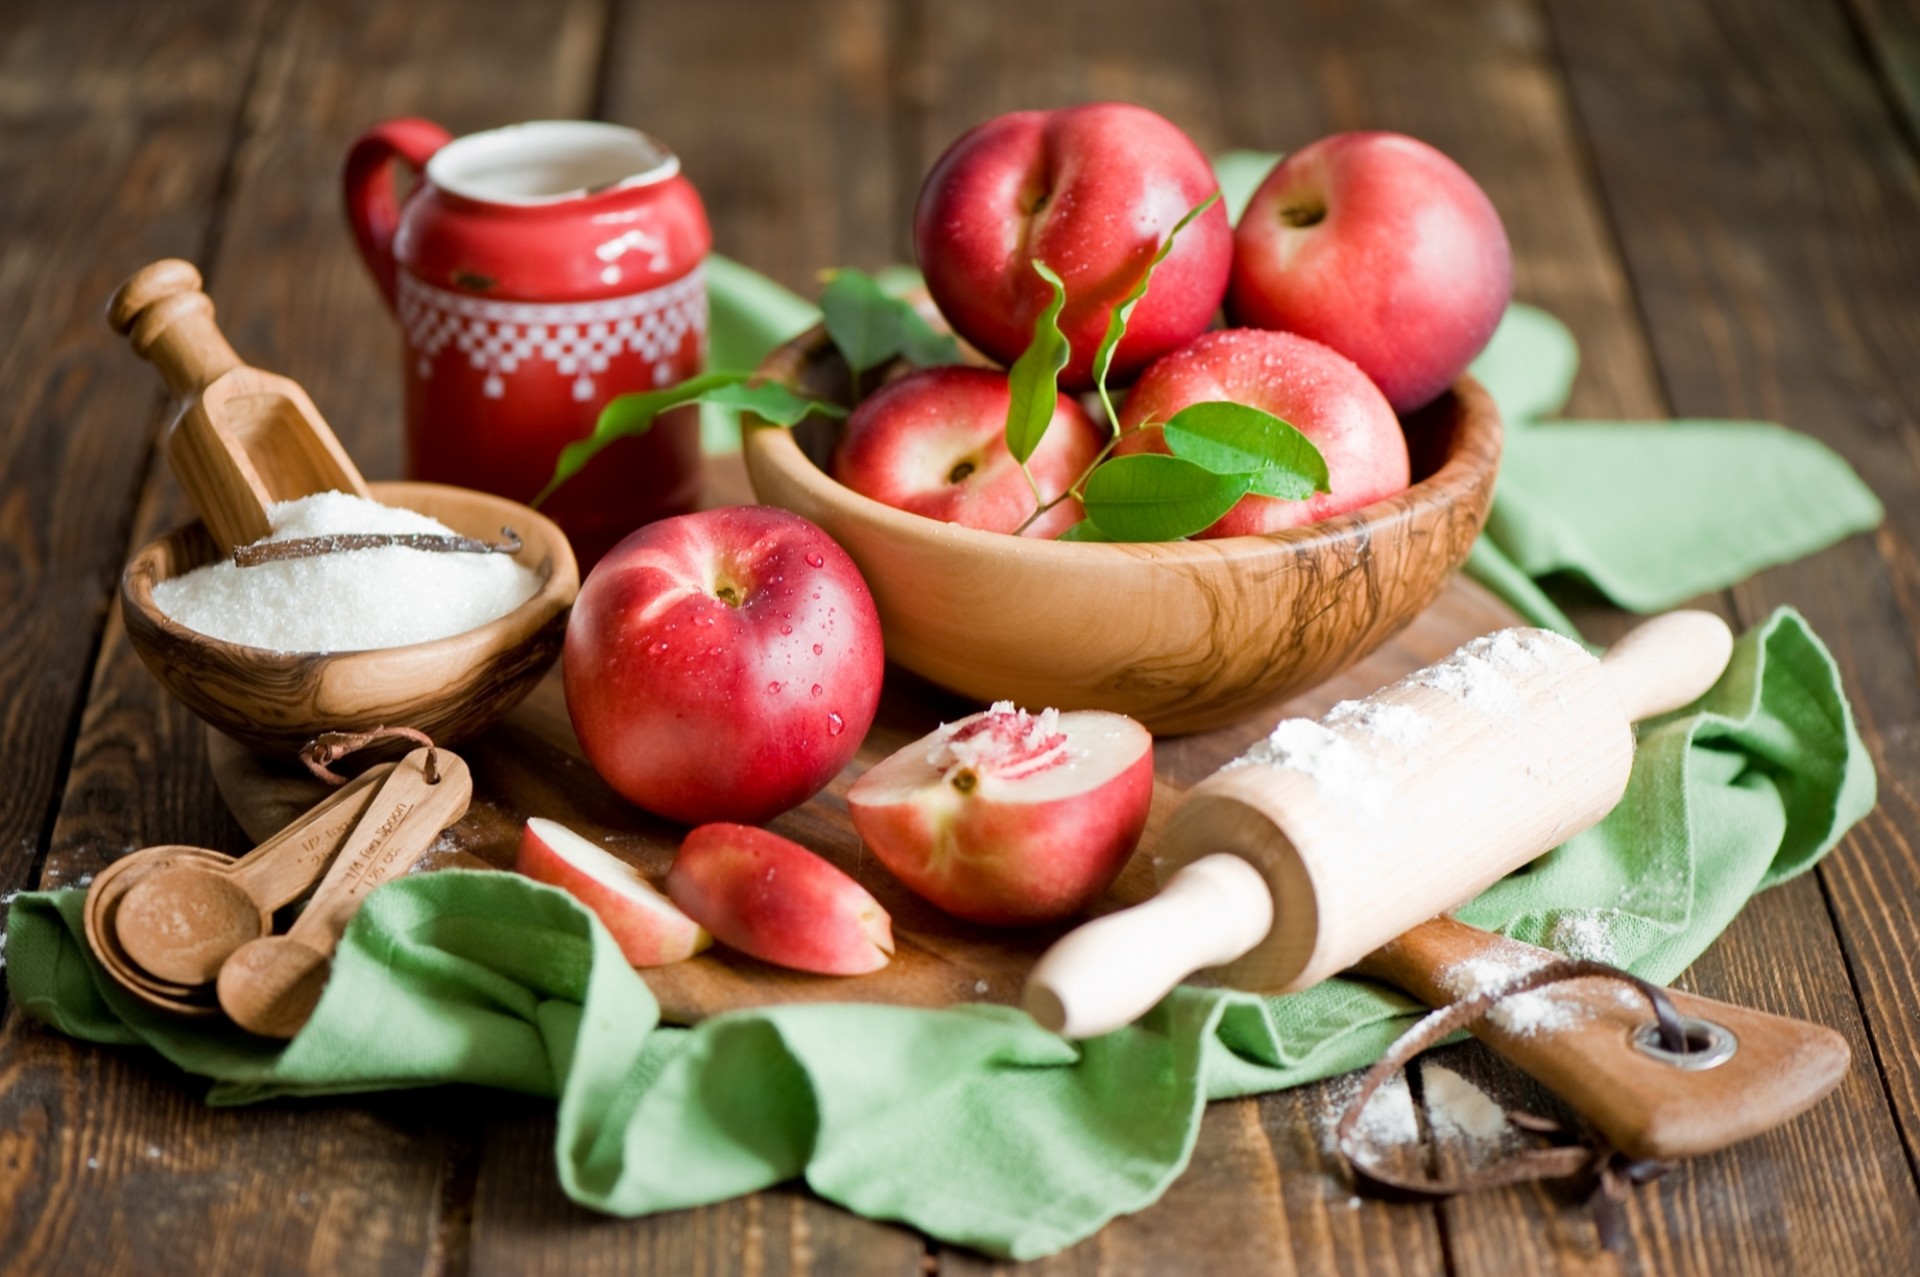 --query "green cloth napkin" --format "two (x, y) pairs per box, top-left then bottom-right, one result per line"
(5, 607), (1876, 1258)
(1465, 304), (1883, 632)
